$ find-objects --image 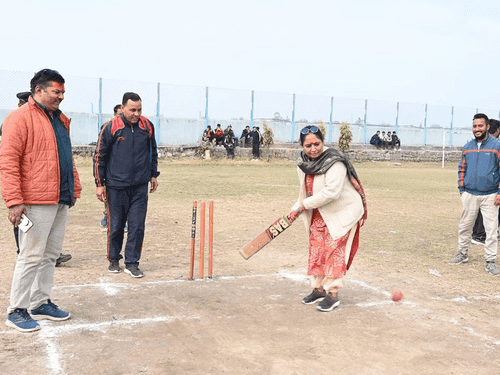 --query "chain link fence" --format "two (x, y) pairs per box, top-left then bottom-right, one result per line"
(1, 70), (498, 147)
